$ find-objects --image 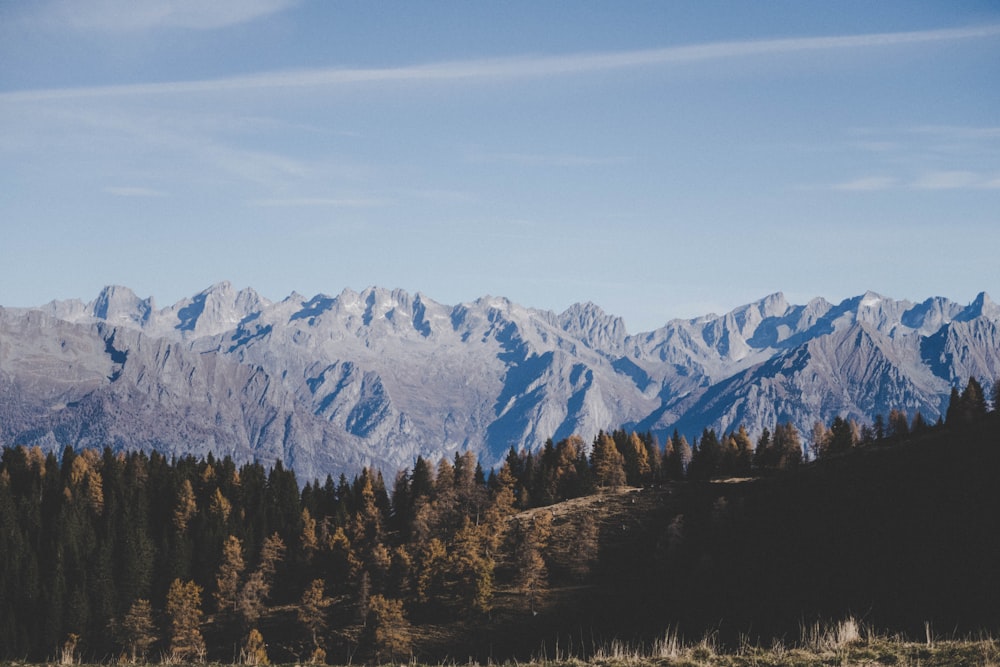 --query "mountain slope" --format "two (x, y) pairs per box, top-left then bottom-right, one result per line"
(1, 284), (997, 479)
